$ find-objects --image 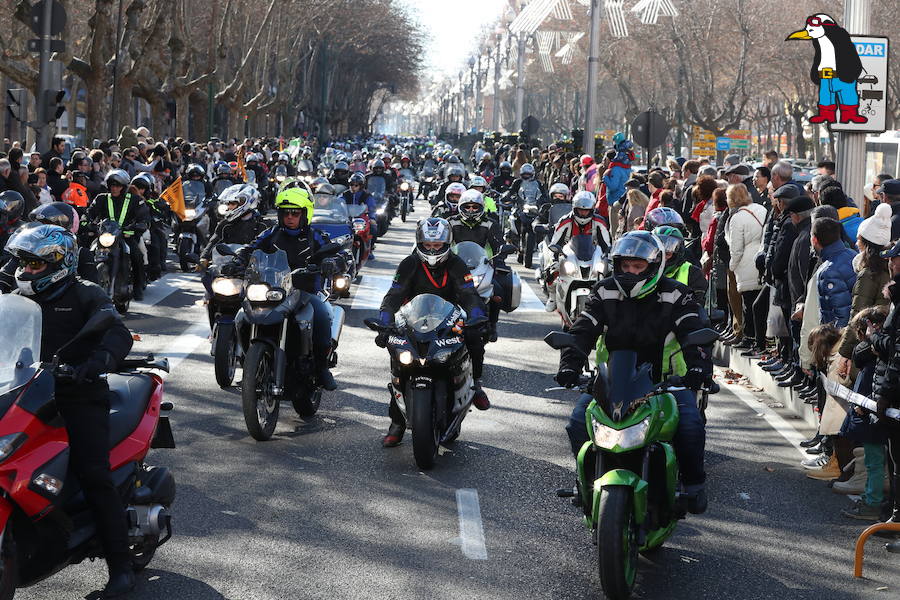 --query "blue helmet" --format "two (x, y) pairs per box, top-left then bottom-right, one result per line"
(5, 224), (78, 298)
